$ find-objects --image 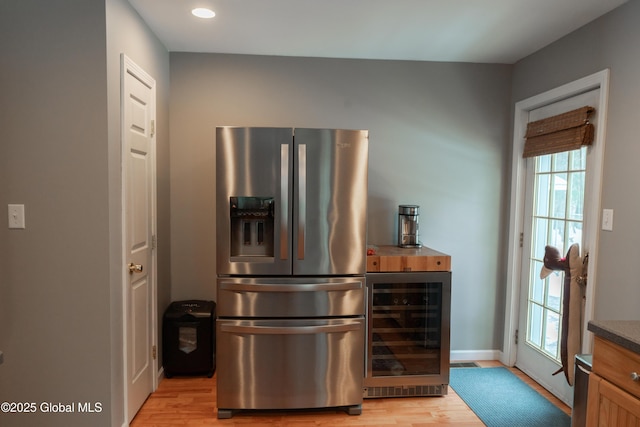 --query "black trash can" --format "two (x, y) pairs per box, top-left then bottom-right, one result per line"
(163, 300), (216, 378)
